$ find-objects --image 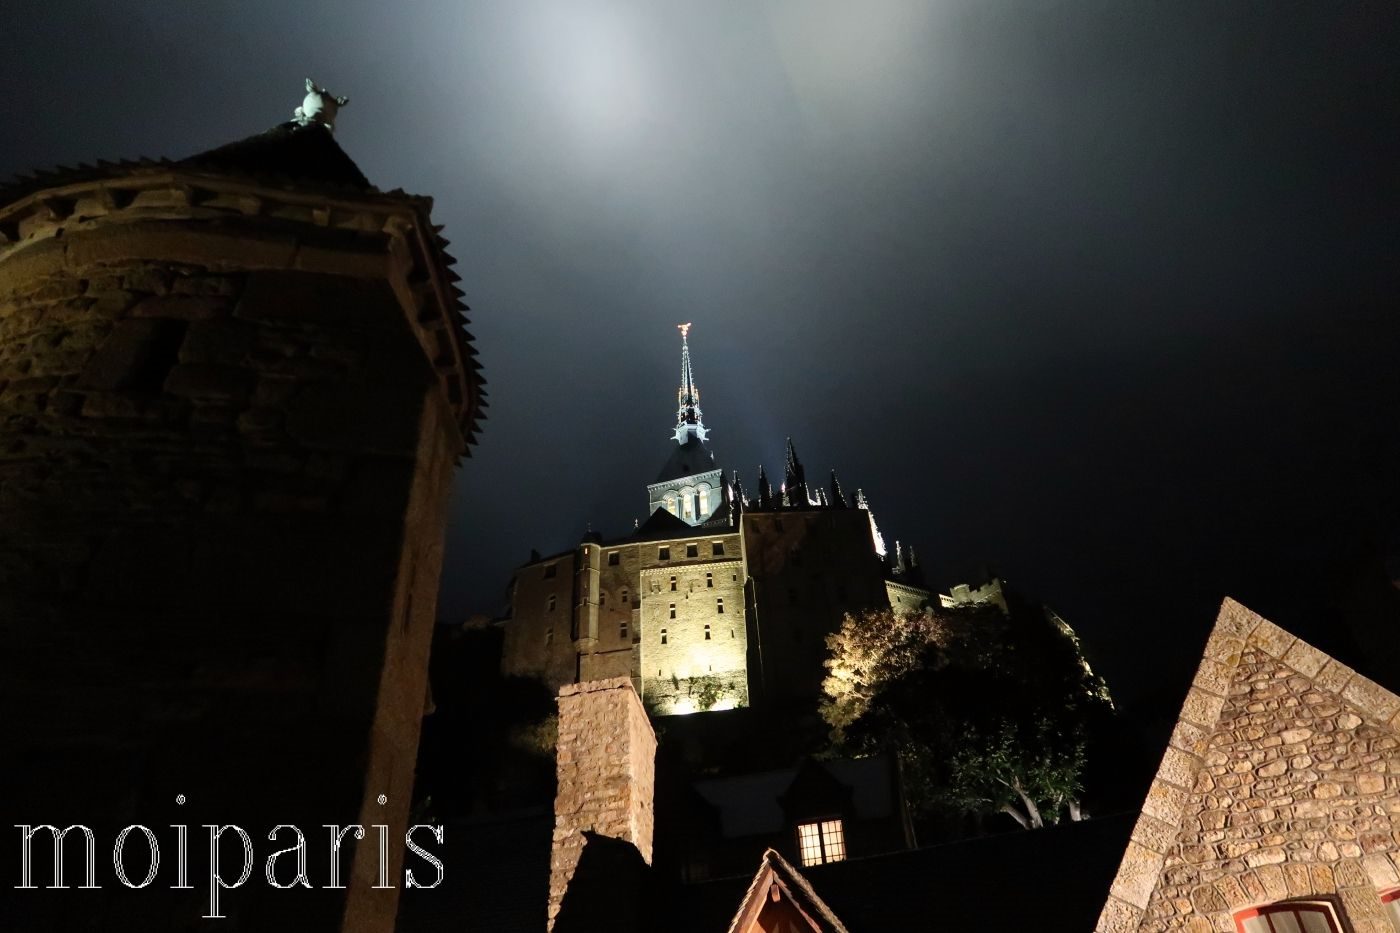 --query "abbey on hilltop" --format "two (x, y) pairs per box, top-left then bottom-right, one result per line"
(500, 325), (931, 714)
